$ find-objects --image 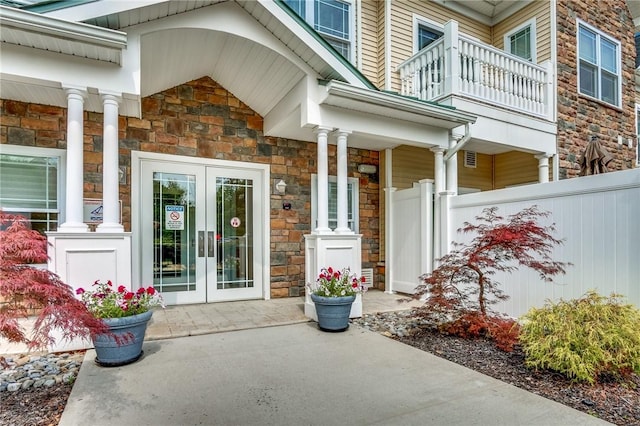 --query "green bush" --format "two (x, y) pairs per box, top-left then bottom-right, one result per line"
(520, 291), (640, 384)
